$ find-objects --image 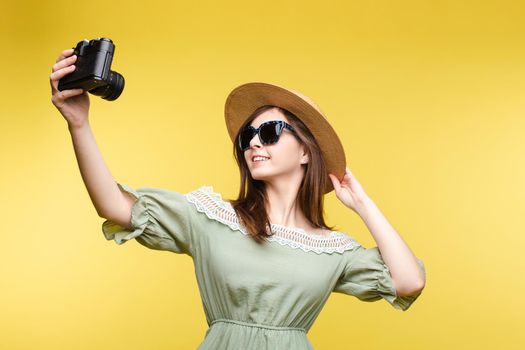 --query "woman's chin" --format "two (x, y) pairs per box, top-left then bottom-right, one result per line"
(249, 167), (272, 180)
